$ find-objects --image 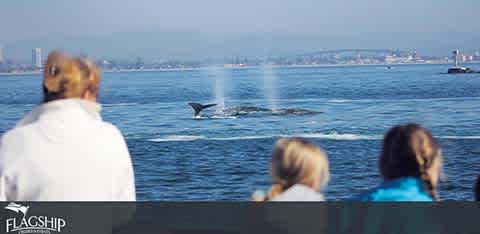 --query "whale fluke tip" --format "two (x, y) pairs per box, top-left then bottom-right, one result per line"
(188, 103), (217, 117)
